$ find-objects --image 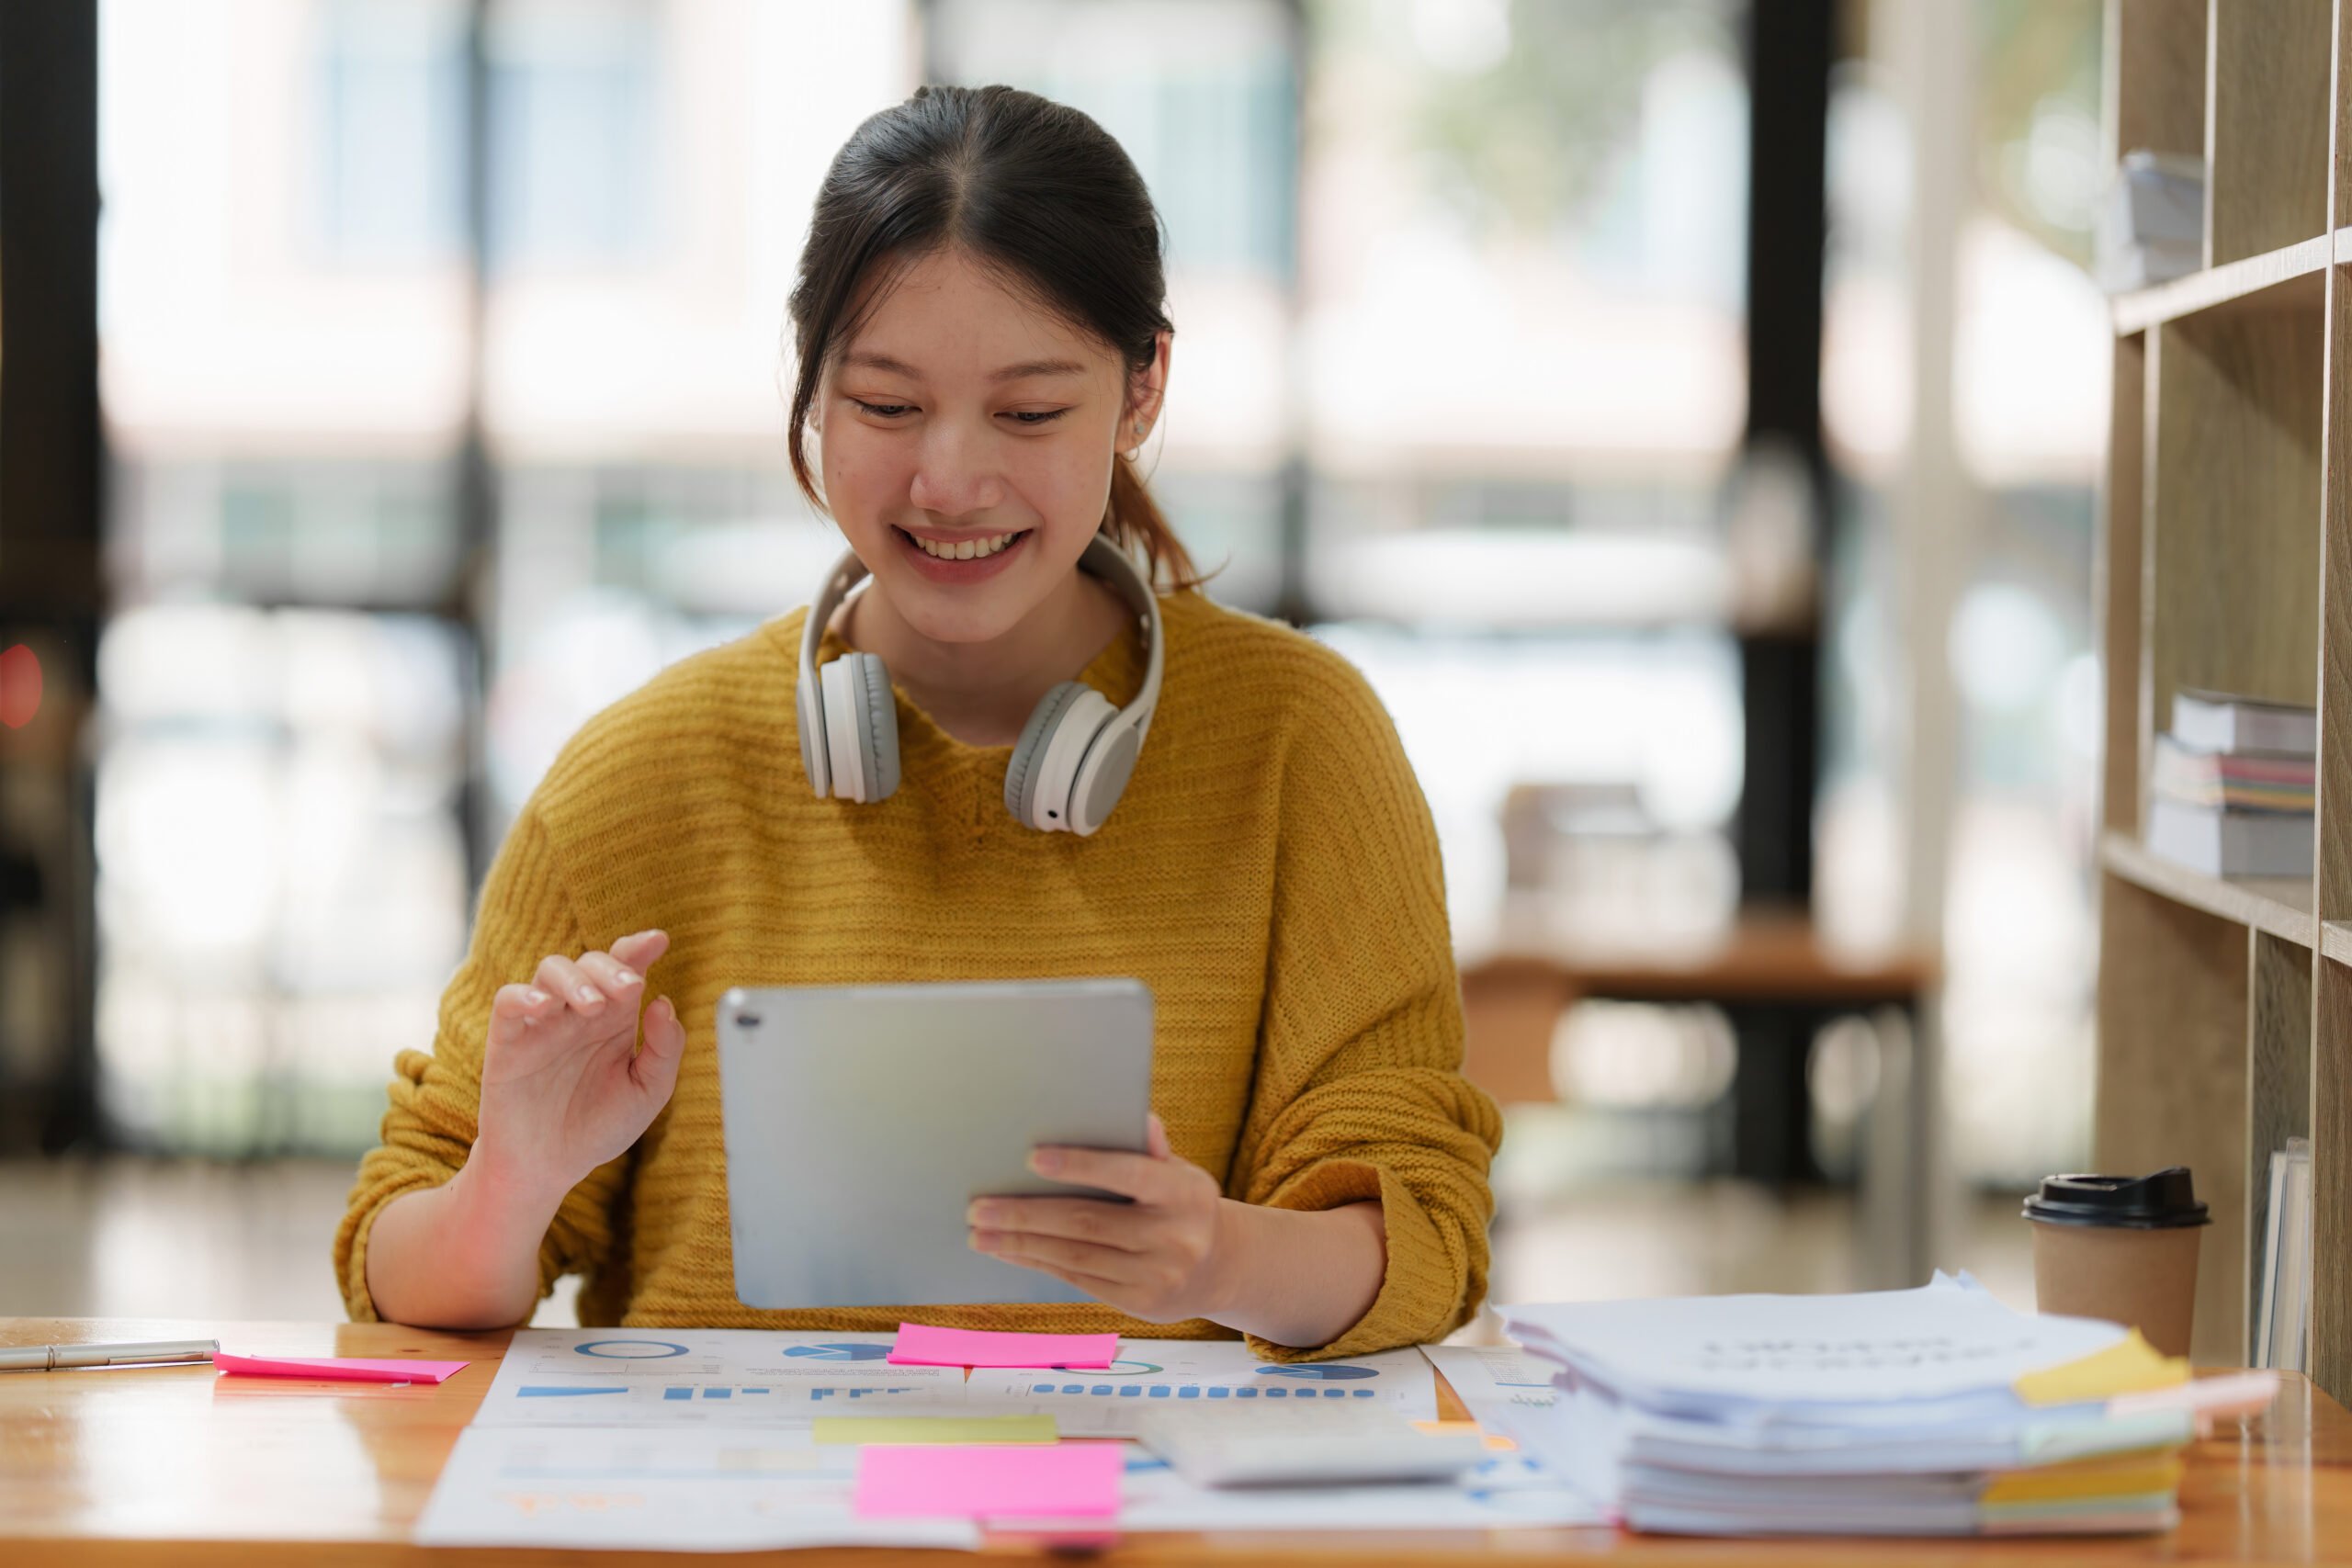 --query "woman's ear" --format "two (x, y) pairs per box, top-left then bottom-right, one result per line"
(1124, 330), (1173, 454)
